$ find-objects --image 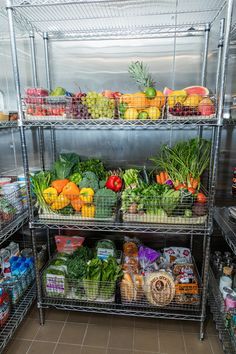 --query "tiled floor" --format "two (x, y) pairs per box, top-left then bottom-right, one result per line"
(4, 305), (224, 354)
